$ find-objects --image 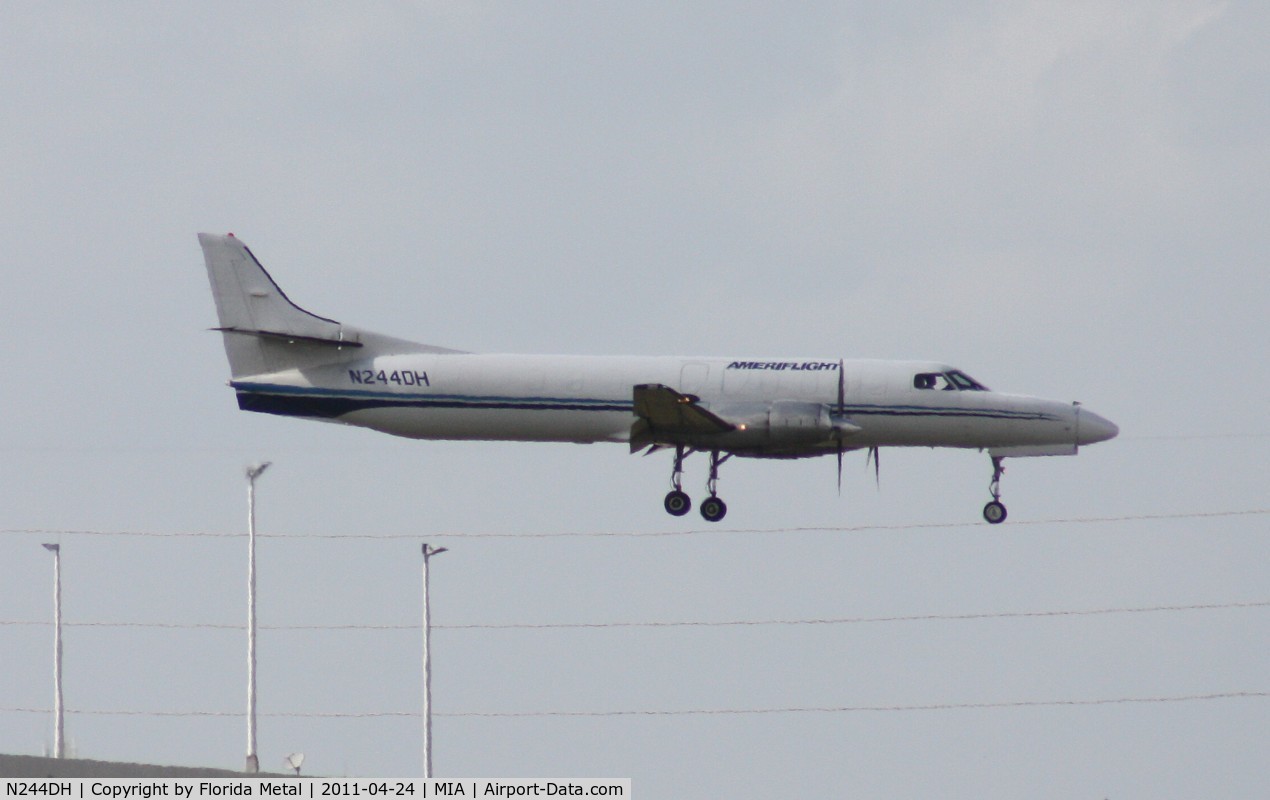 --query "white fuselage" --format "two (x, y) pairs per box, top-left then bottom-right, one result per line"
(231, 354), (1111, 458)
